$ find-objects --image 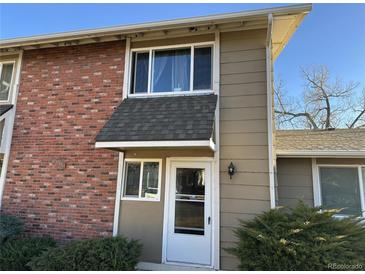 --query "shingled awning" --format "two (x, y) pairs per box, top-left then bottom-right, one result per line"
(95, 94), (217, 150)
